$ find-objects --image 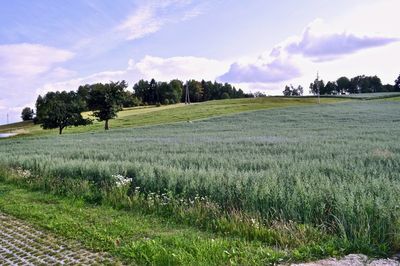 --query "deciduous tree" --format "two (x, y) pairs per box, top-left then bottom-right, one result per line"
(35, 91), (91, 134)
(395, 74), (400, 92)
(21, 107), (35, 121)
(87, 81), (127, 130)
